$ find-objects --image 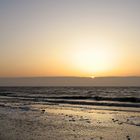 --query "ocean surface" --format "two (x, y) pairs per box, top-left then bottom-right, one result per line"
(0, 87), (140, 108)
